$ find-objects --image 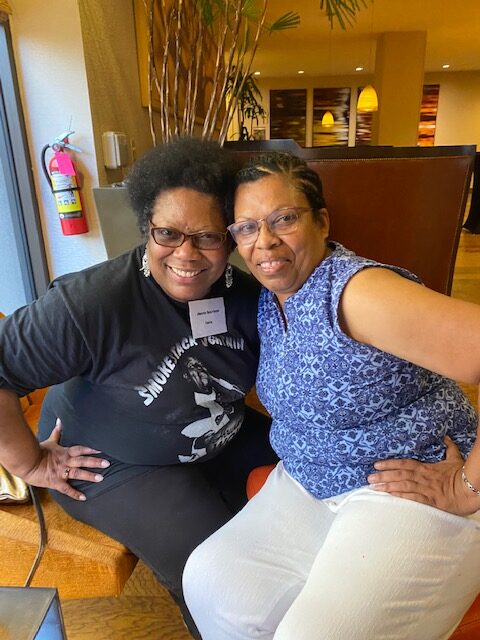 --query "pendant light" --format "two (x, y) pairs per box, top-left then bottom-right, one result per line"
(322, 111), (335, 127)
(357, 84), (378, 112)
(357, 2), (378, 113)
